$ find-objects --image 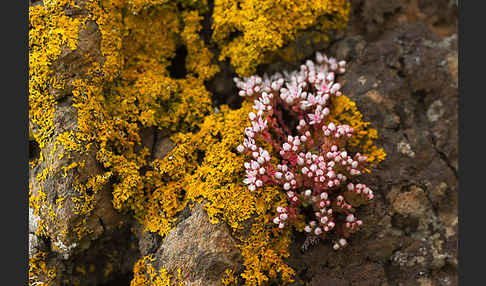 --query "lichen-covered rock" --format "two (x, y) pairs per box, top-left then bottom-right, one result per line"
(29, 99), (123, 259)
(28, 0), (457, 285)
